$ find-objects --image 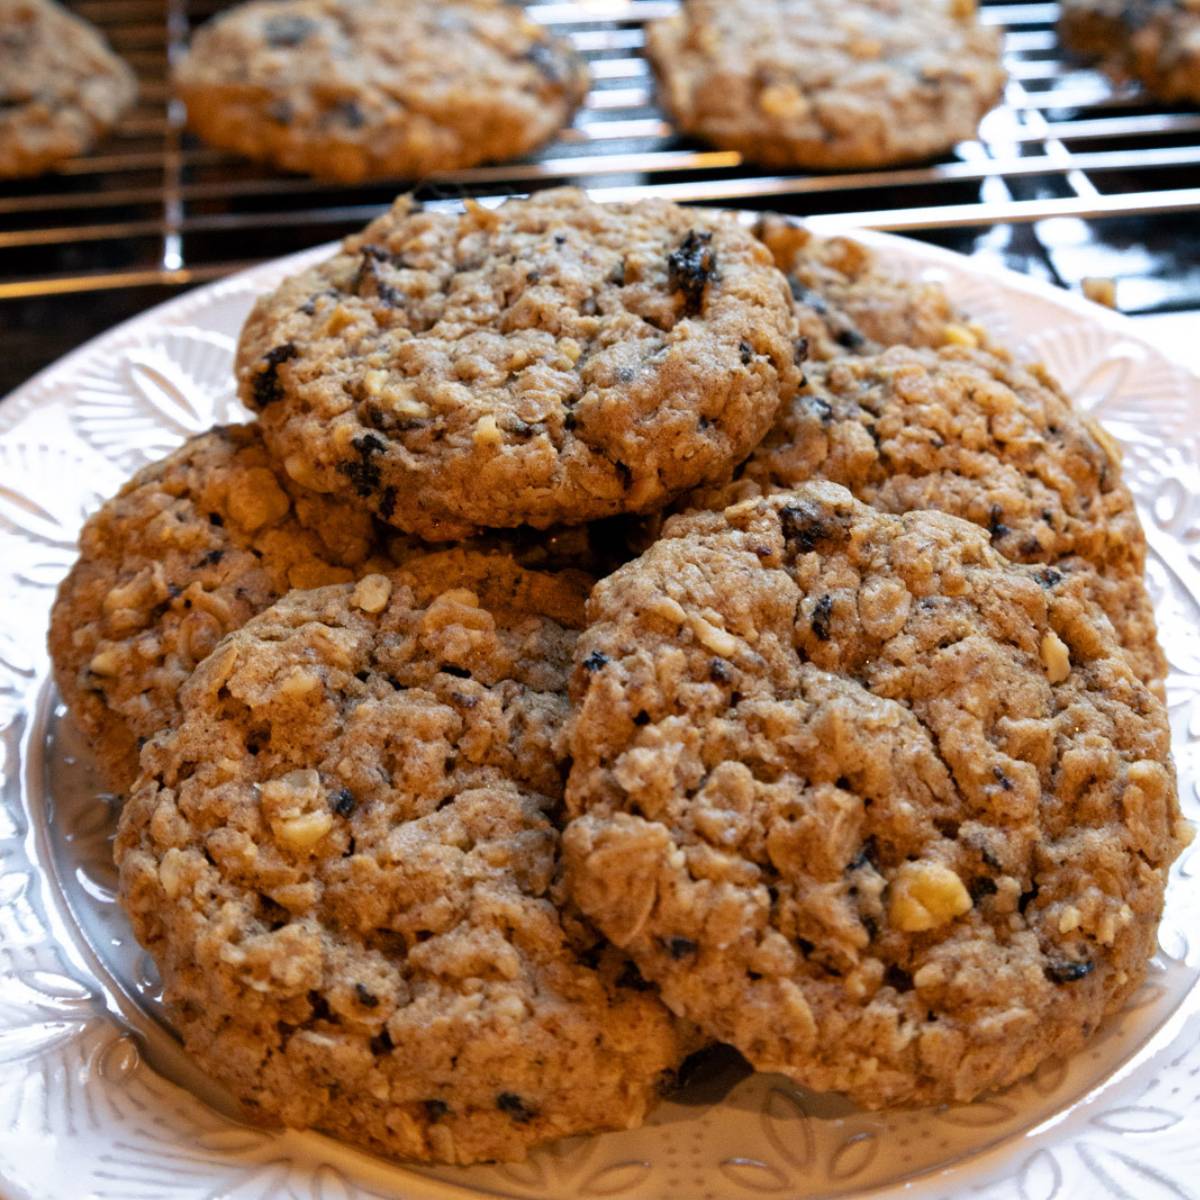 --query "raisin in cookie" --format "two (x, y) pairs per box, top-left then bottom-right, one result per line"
(1059, 0), (1200, 104)
(0, 0), (136, 177)
(686, 345), (1166, 690)
(236, 188), (800, 539)
(646, 0), (1006, 170)
(49, 425), (389, 793)
(116, 552), (688, 1163)
(563, 484), (1187, 1108)
(174, 0), (588, 181)
(754, 215), (978, 362)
